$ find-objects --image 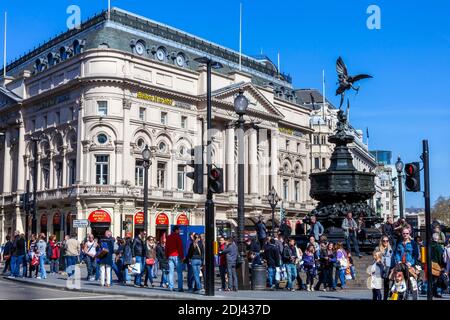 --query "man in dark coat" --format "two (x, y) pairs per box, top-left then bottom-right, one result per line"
(220, 238), (238, 291)
(132, 230), (146, 287)
(263, 238), (281, 290)
(255, 216), (267, 248)
(2, 235), (13, 274)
